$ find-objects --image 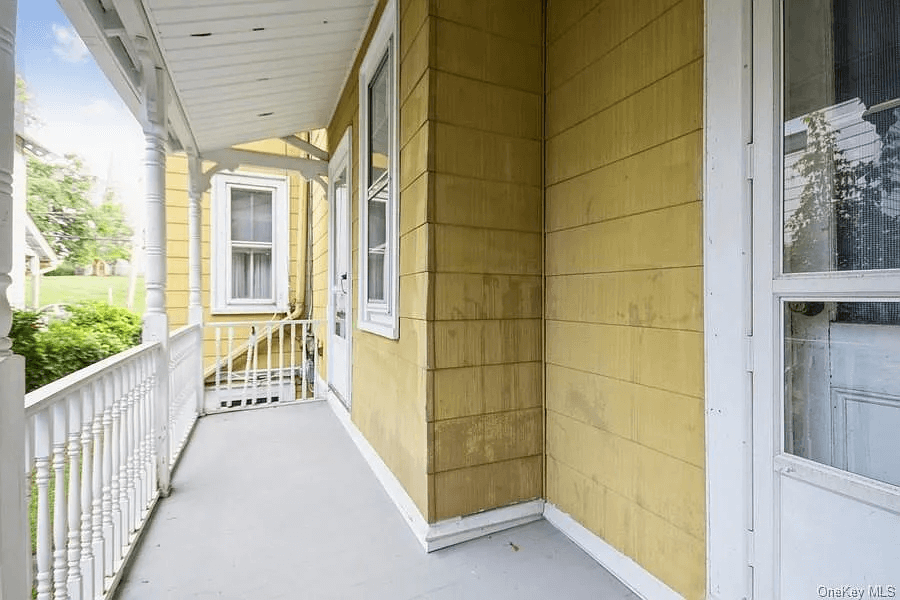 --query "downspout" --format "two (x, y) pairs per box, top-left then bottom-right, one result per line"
(540, 0), (548, 501)
(304, 167), (314, 320)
